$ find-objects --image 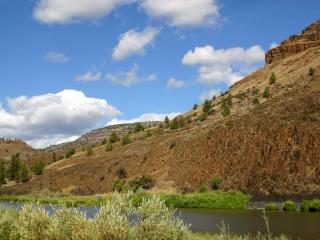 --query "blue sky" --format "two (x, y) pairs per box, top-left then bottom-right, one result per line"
(0, 0), (319, 148)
